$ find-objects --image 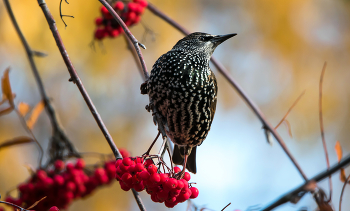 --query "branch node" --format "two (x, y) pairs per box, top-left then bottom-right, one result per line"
(138, 42), (146, 49)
